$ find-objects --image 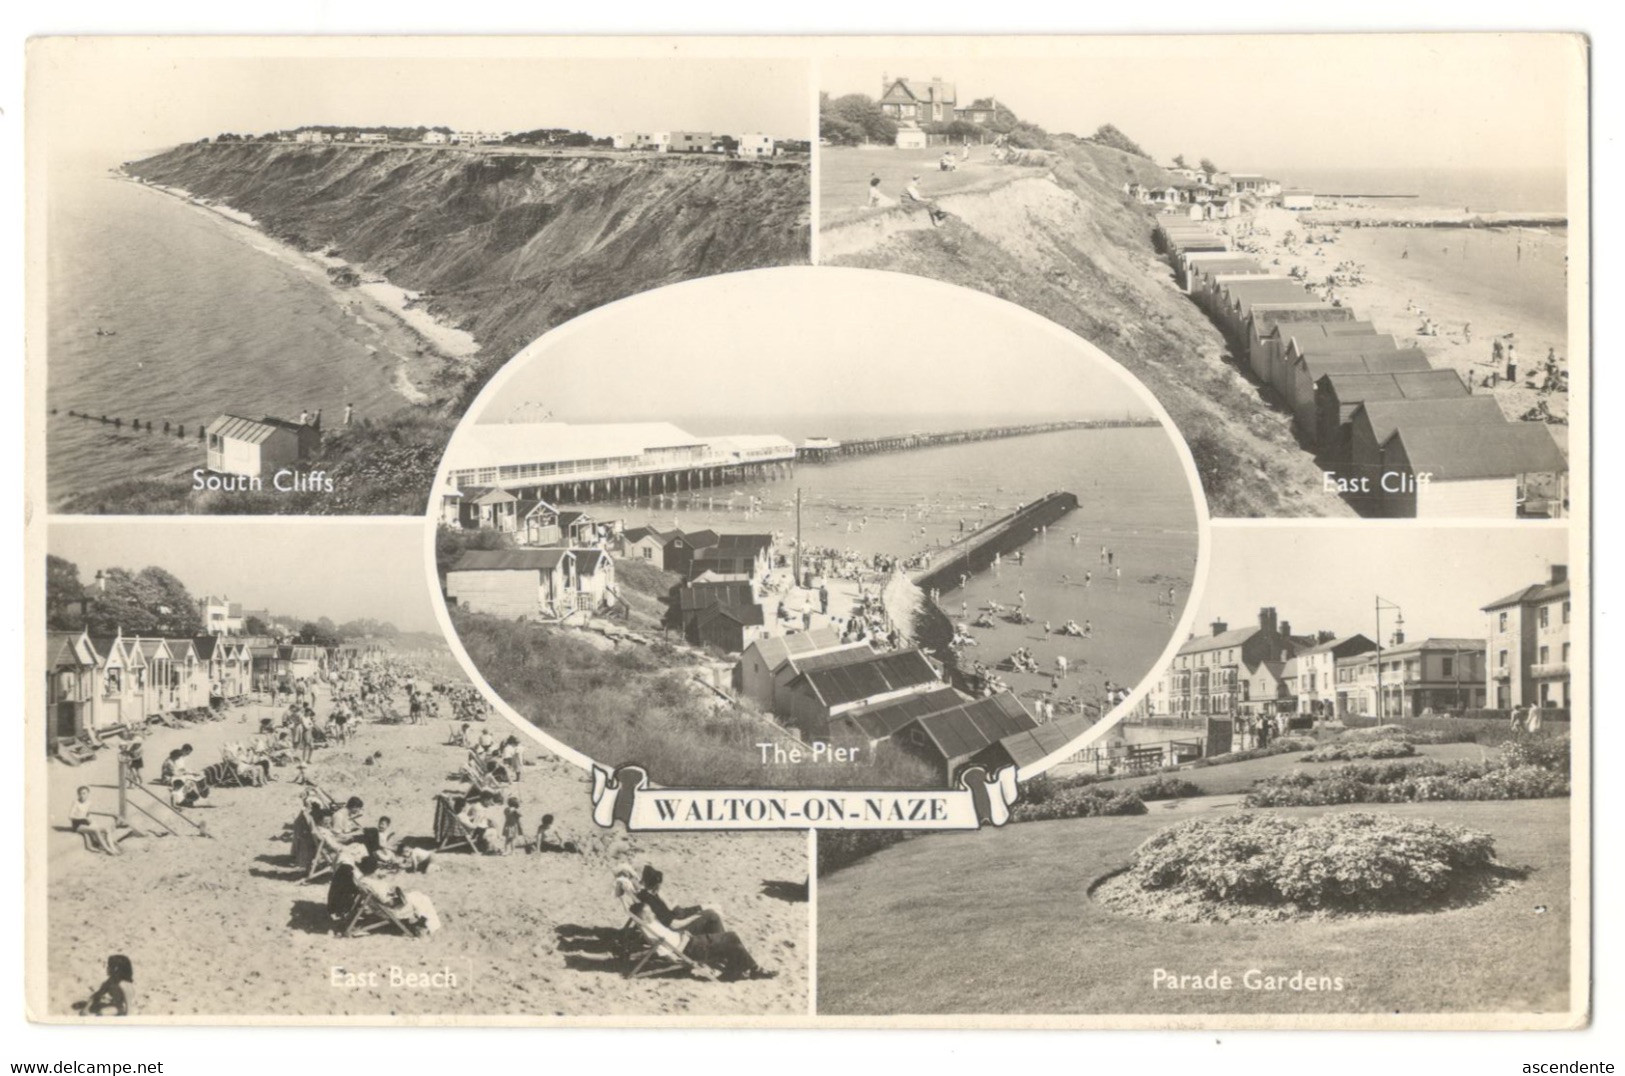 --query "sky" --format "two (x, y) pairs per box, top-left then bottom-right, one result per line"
(478, 267), (1156, 427)
(1194, 526), (1572, 642)
(32, 39), (810, 160)
(48, 521), (439, 632)
(821, 34), (1580, 172)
